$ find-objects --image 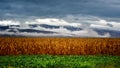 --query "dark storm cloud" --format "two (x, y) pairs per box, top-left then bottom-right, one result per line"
(0, 0), (120, 18)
